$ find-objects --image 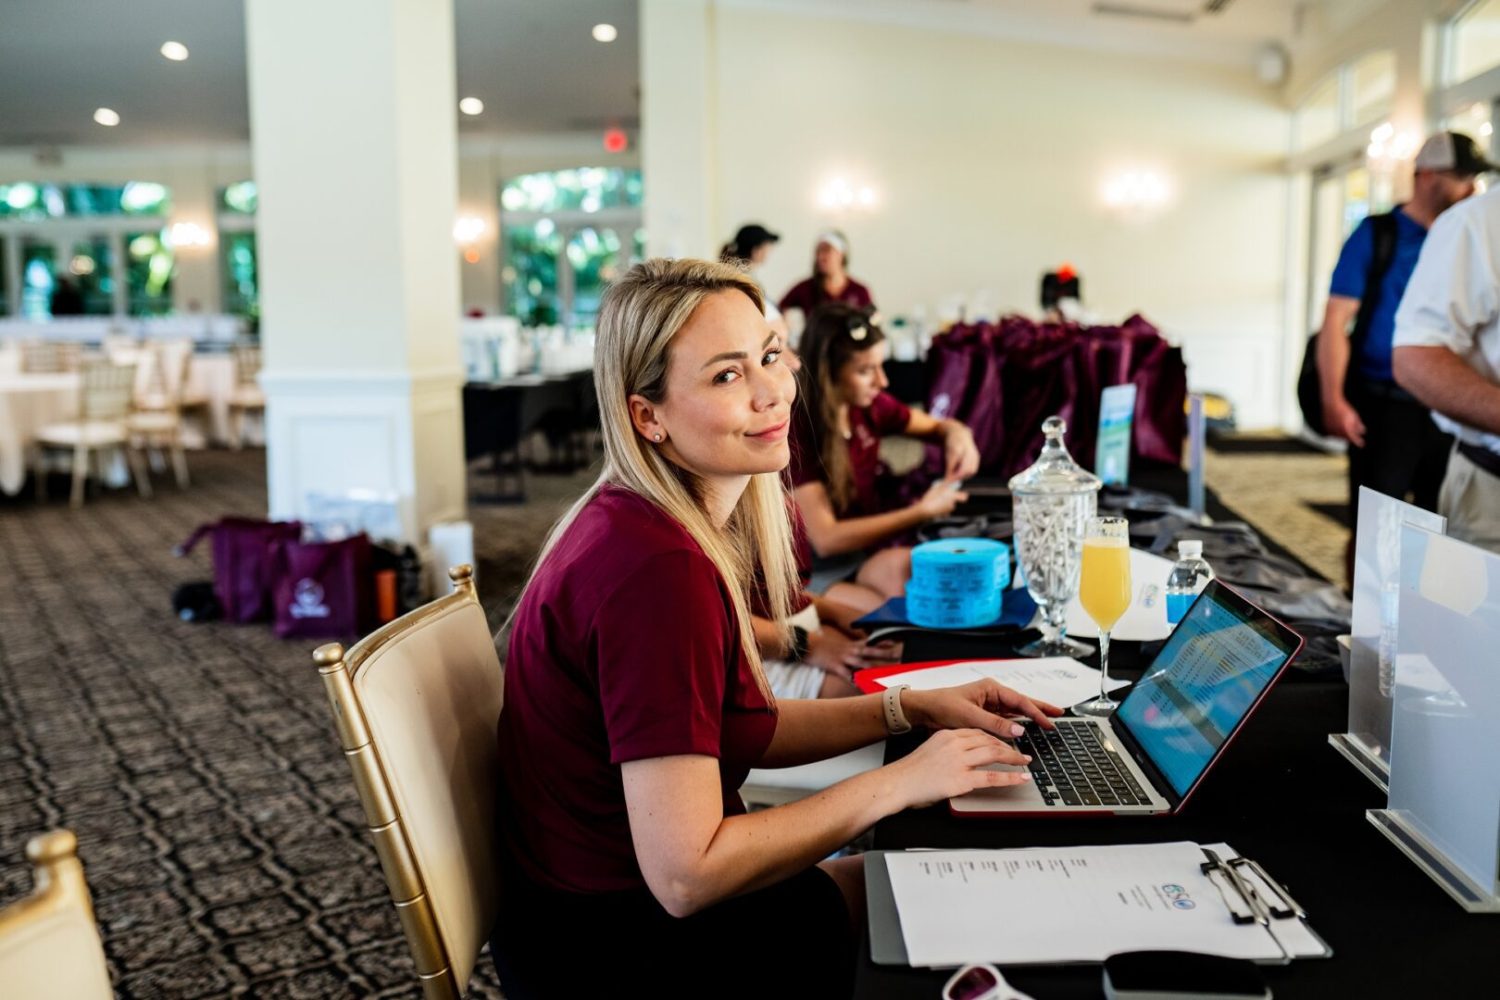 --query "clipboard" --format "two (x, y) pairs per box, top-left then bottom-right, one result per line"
(866, 842), (1332, 968)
